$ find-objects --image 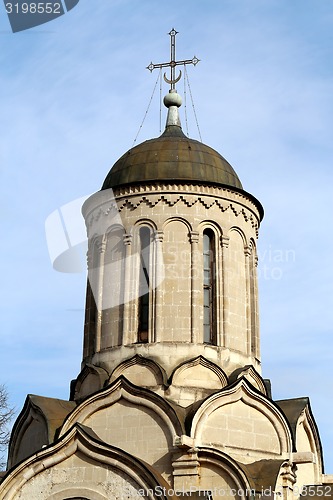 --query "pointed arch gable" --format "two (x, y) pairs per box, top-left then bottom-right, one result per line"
(162, 216), (193, 232)
(1, 425), (176, 500)
(167, 357), (228, 407)
(229, 365), (267, 396)
(110, 355), (167, 388)
(60, 377), (182, 438)
(170, 356), (228, 390)
(196, 220), (223, 237)
(294, 404), (323, 484)
(190, 379), (292, 462)
(7, 395), (75, 470)
(105, 222), (126, 237)
(59, 378), (183, 482)
(72, 364), (109, 402)
(298, 403), (323, 474)
(277, 398), (324, 484)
